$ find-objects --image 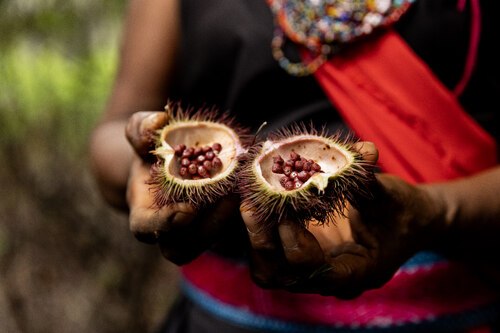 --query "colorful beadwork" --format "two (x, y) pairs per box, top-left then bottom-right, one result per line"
(267, 0), (416, 76)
